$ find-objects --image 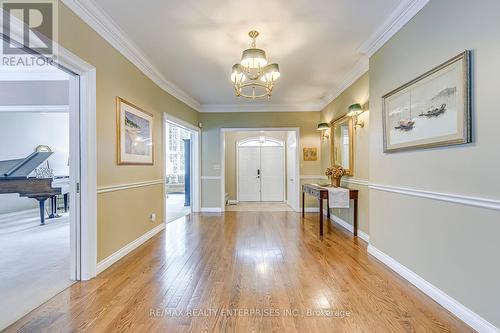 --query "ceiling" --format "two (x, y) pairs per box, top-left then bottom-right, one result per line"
(68, 0), (428, 111)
